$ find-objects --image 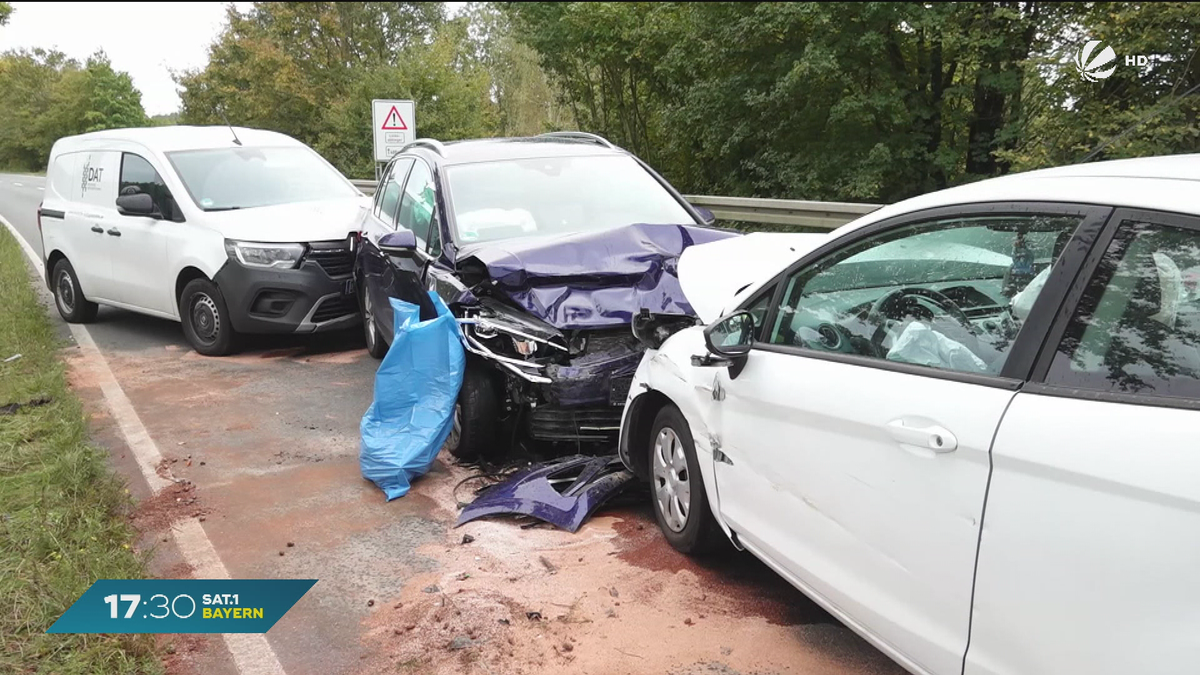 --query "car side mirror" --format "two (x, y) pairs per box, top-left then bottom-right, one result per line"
(703, 310), (755, 358)
(115, 193), (159, 218)
(694, 206), (716, 225)
(379, 230), (417, 254)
